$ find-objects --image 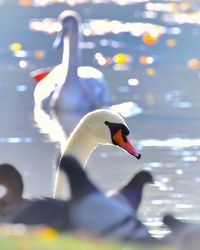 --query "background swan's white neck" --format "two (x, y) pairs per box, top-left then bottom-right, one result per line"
(62, 33), (80, 81)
